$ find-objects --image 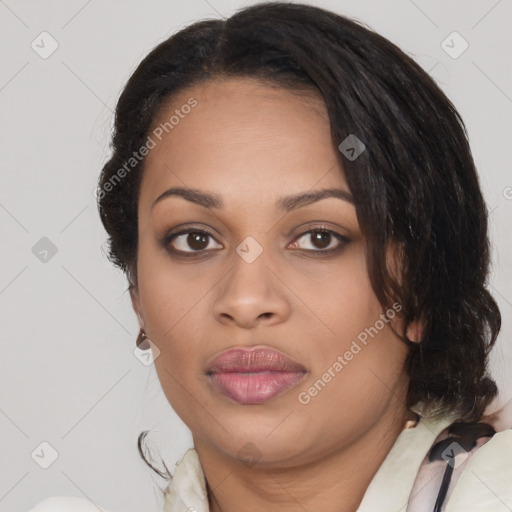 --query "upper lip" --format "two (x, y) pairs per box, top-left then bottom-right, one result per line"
(206, 347), (307, 374)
